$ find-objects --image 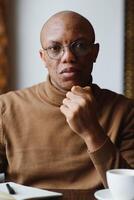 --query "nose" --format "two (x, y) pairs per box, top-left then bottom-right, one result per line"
(61, 46), (76, 63)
